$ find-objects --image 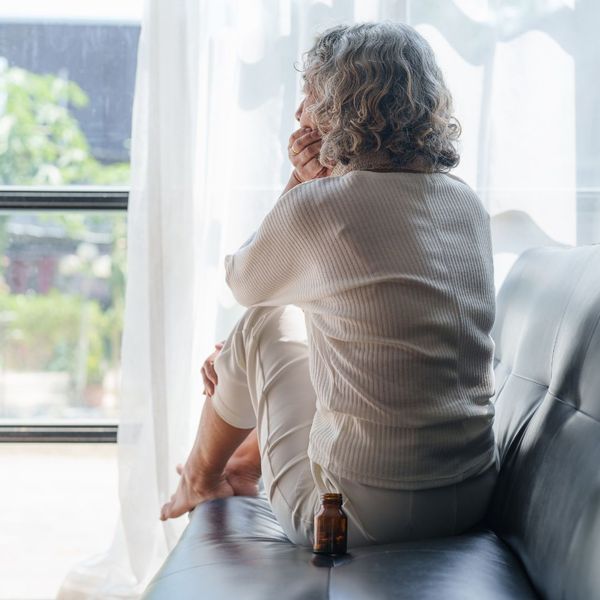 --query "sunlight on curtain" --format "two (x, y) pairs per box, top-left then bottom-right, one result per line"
(57, 1), (599, 598)
(410, 2), (586, 289)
